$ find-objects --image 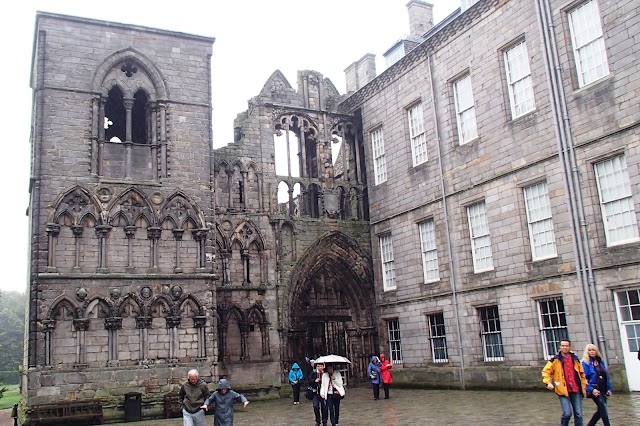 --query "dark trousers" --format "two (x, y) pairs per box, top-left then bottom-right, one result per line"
(291, 383), (301, 402)
(327, 395), (341, 426)
(312, 394), (328, 425)
(382, 382), (390, 399)
(587, 394), (610, 426)
(372, 382), (380, 400)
